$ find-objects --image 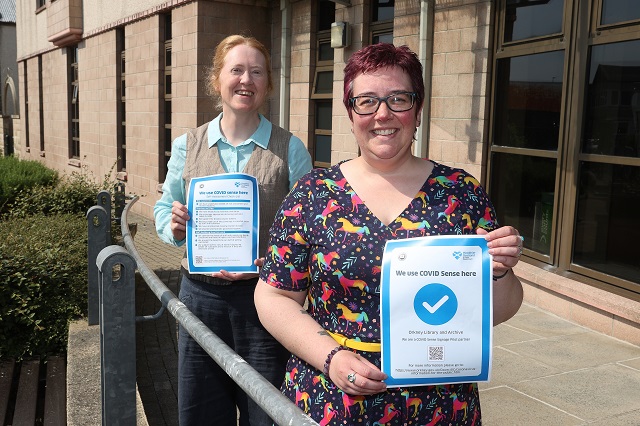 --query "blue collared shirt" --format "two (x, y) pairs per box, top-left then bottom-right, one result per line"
(154, 114), (313, 246)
